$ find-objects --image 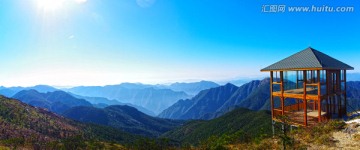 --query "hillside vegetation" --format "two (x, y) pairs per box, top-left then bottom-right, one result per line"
(63, 105), (183, 137)
(0, 95), (139, 149)
(162, 108), (272, 145)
